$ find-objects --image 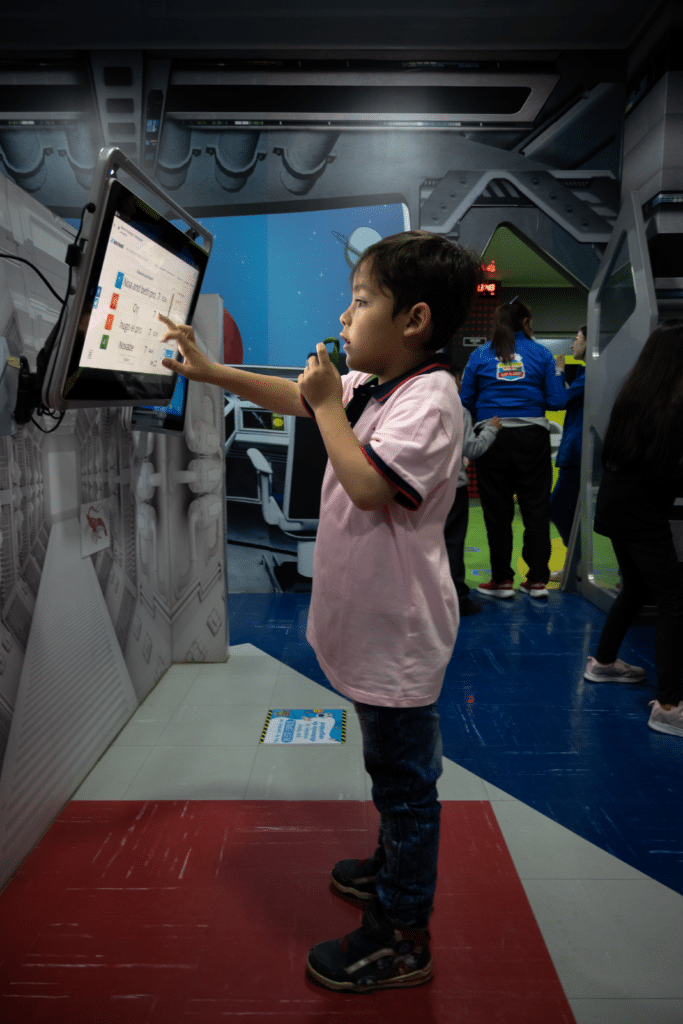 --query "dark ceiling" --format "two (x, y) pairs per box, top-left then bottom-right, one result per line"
(1, 0), (662, 56)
